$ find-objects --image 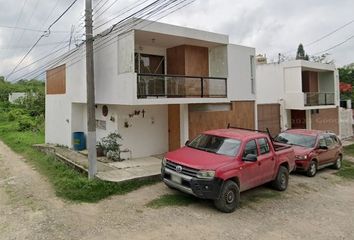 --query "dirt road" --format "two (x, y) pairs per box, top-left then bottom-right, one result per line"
(1, 140), (354, 240)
